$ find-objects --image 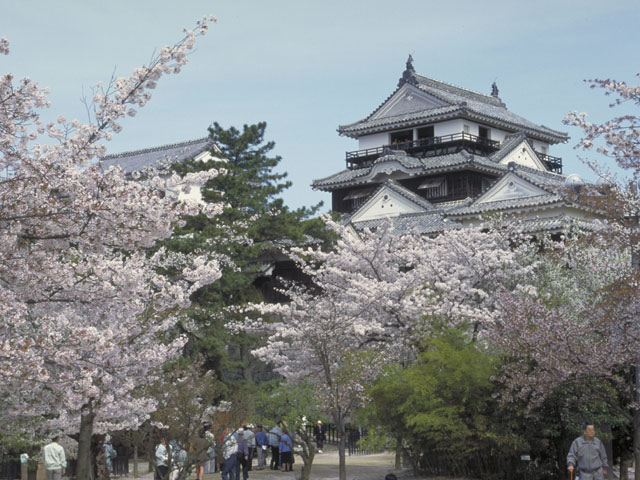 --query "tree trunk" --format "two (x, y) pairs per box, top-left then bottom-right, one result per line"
(621, 456), (633, 480)
(133, 444), (139, 478)
(76, 408), (96, 480)
(336, 419), (347, 480)
(296, 426), (315, 480)
(634, 405), (640, 480)
(395, 437), (402, 470)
